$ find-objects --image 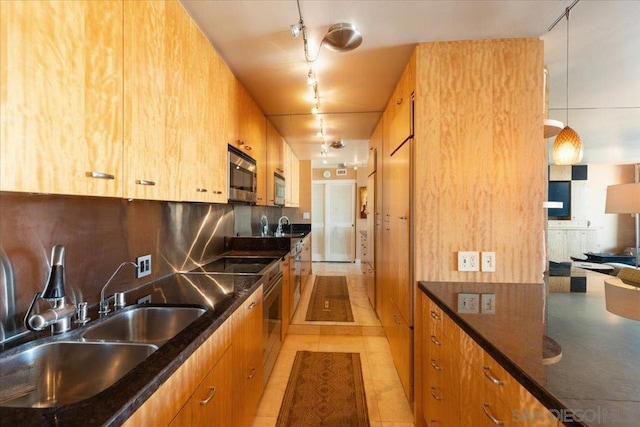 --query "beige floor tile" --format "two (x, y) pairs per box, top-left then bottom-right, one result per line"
(374, 377), (414, 423)
(255, 374), (288, 417)
(364, 377), (381, 422)
(251, 416), (276, 427)
(364, 335), (391, 353)
(281, 333), (319, 351)
(318, 334), (365, 352)
(367, 351), (398, 381)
